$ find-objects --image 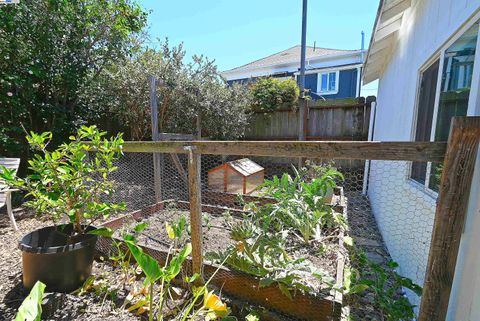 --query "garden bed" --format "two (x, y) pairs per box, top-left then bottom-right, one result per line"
(95, 189), (348, 321)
